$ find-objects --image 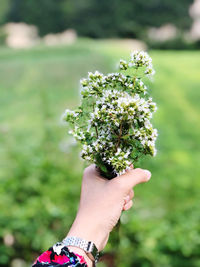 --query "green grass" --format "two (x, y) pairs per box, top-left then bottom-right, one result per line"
(0, 40), (200, 267)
